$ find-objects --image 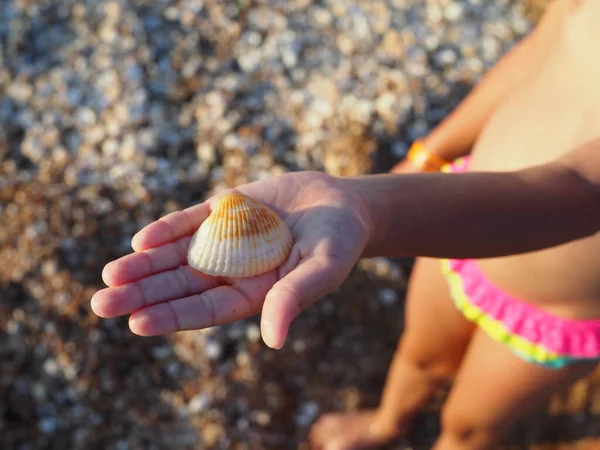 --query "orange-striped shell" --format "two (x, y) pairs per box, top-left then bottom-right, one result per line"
(187, 192), (293, 278)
